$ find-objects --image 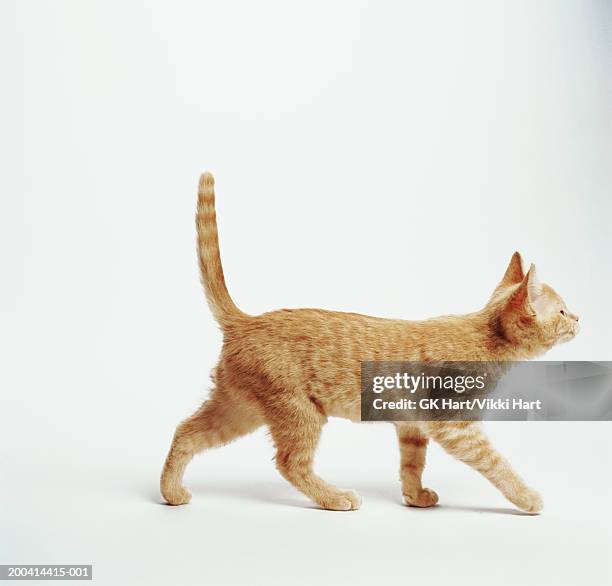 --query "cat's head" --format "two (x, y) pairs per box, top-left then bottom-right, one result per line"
(489, 252), (579, 356)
